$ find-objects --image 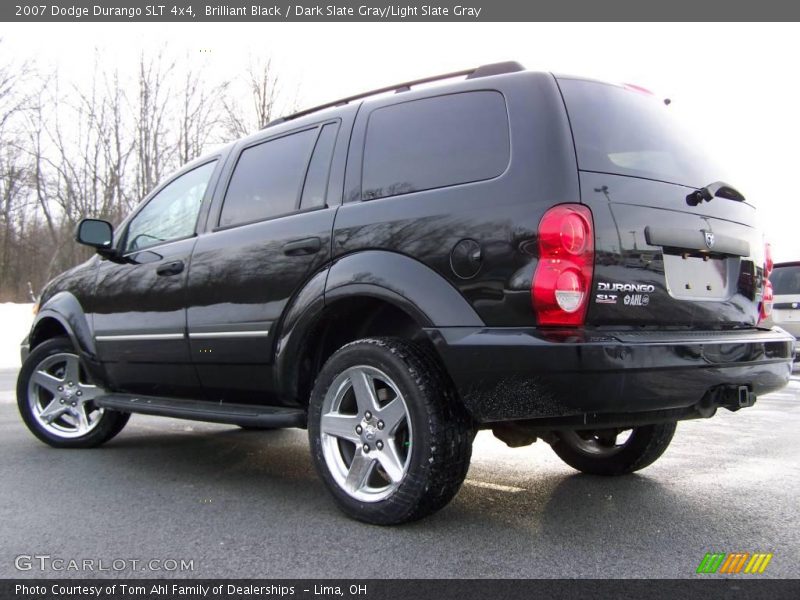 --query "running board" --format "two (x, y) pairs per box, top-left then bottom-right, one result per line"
(95, 394), (306, 428)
